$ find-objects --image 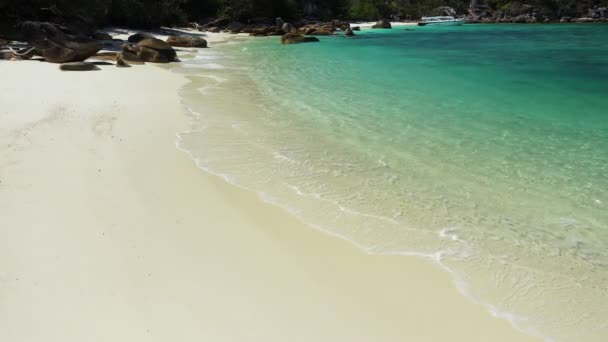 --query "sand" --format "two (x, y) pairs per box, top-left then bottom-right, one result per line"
(0, 38), (540, 341)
